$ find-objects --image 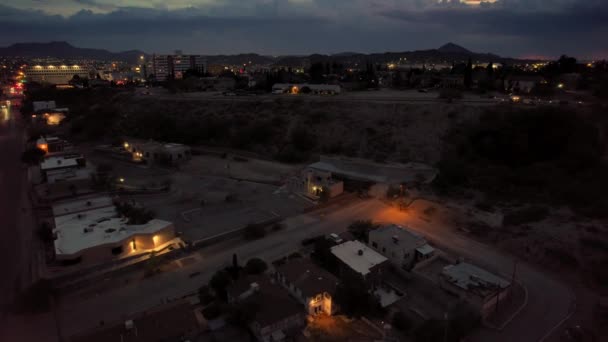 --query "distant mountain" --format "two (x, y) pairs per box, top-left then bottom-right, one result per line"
(438, 43), (472, 54)
(0, 41), (146, 63)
